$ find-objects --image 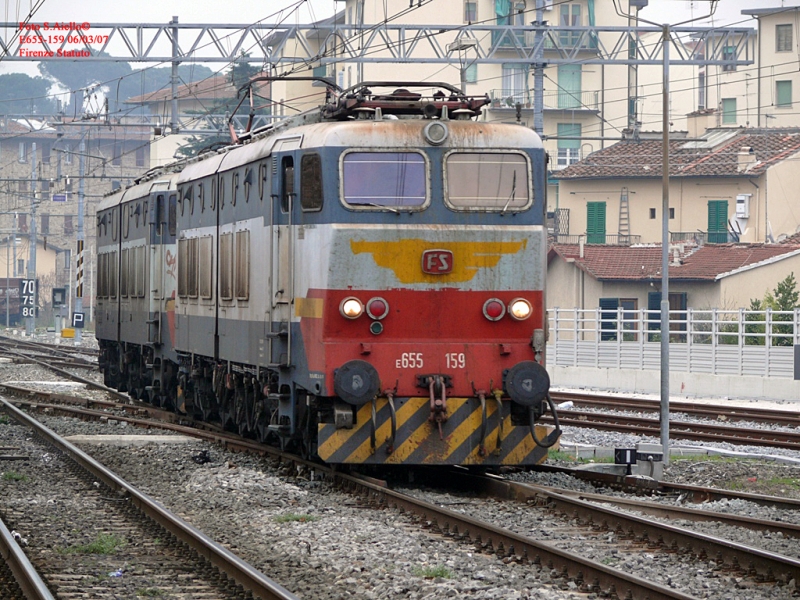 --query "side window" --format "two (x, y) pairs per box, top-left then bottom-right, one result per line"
(199, 236), (213, 299)
(98, 253), (107, 298)
(168, 194), (177, 236)
(120, 248), (129, 297)
(178, 239), (188, 298)
(231, 171), (239, 206)
(282, 156), (294, 212)
(220, 232), (233, 300)
(259, 163), (268, 201)
(235, 230), (250, 300)
(301, 153), (323, 211)
(244, 167), (252, 203)
(109, 251), (118, 299)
